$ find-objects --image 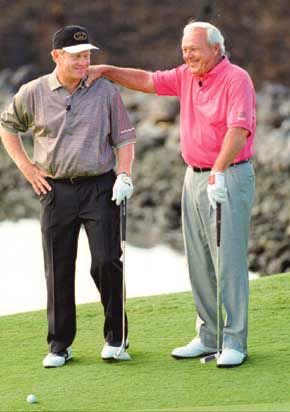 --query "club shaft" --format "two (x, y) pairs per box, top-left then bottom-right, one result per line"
(121, 239), (126, 351)
(216, 202), (222, 353)
(216, 202), (221, 247)
(121, 199), (127, 241)
(119, 199), (127, 354)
